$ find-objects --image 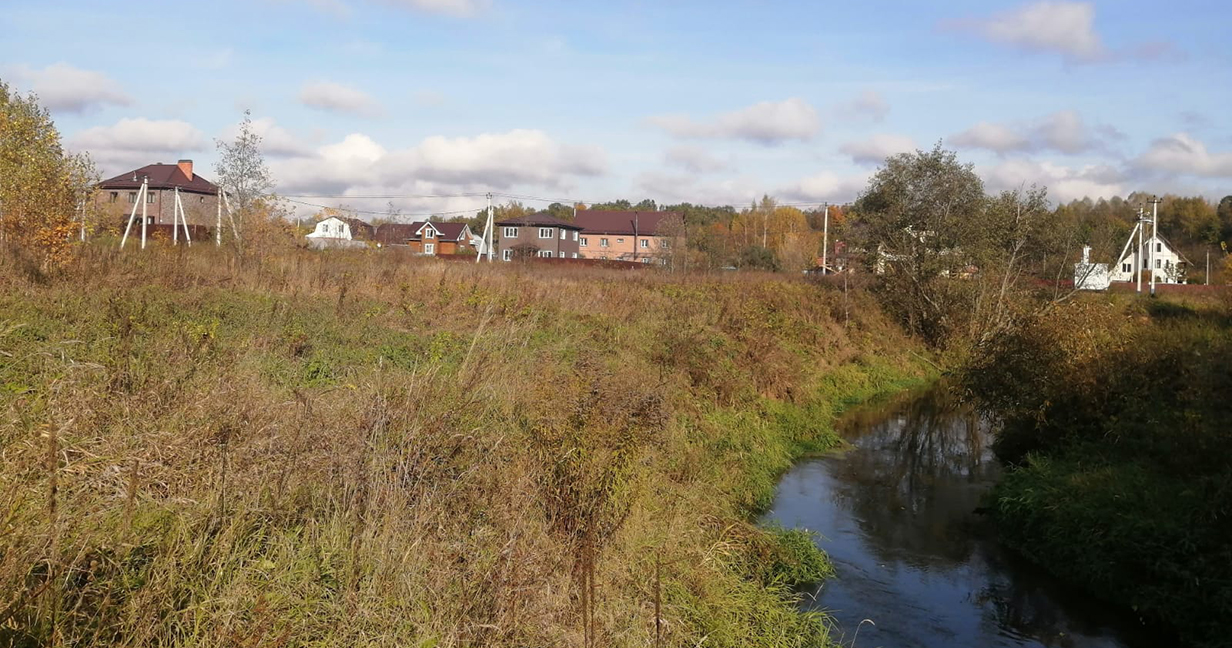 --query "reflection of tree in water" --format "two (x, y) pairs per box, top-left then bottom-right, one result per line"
(830, 387), (999, 567)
